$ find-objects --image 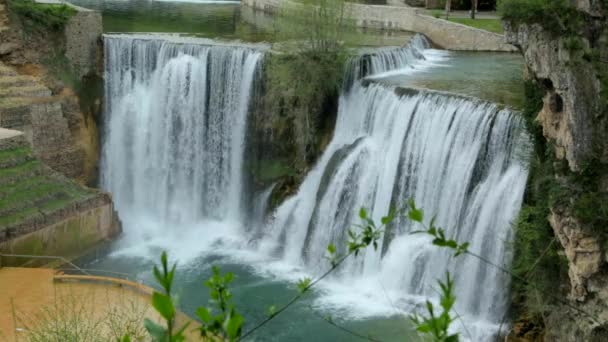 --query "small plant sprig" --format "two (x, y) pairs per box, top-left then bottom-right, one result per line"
(145, 252), (189, 342)
(410, 272), (459, 342)
(408, 199), (469, 257)
(196, 266), (244, 342)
